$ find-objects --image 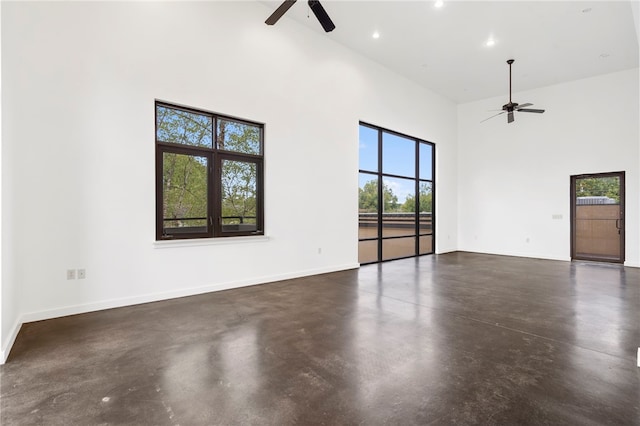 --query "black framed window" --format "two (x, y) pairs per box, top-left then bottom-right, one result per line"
(358, 122), (435, 263)
(156, 102), (264, 240)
